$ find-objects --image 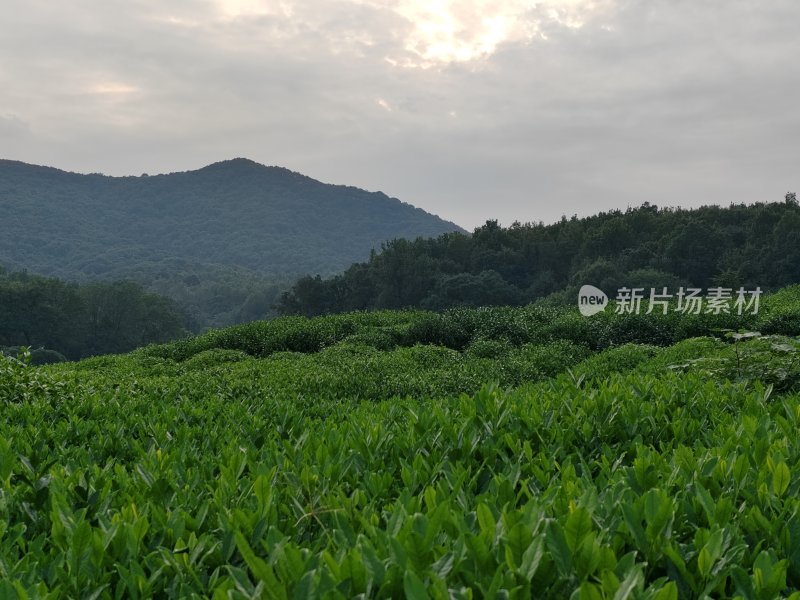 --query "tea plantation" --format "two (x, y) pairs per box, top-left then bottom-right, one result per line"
(2, 287), (800, 598)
